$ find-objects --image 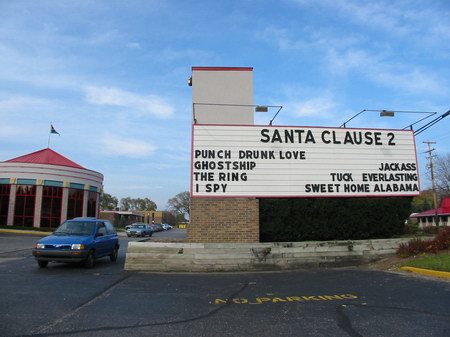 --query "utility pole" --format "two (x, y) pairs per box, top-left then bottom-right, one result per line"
(423, 141), (439, 227)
